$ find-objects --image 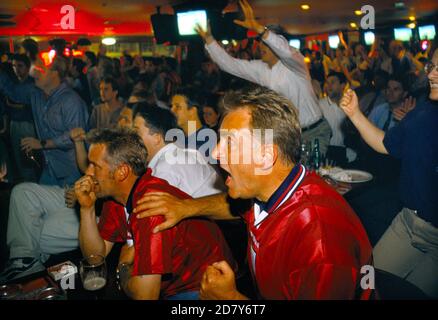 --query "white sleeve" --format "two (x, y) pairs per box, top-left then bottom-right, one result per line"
(263, 31), (310, 80)
(205, 41), (270, 87)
